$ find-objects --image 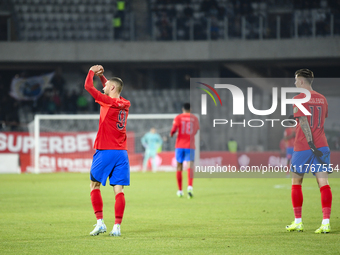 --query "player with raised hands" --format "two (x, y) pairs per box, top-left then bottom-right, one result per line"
(84, 65), (130, 237)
